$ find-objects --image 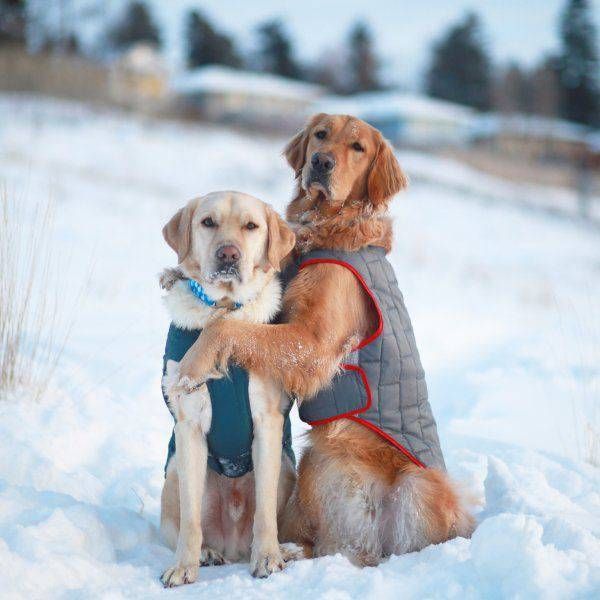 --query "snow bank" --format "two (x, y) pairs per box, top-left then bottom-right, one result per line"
(0, 95), (598, 598)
